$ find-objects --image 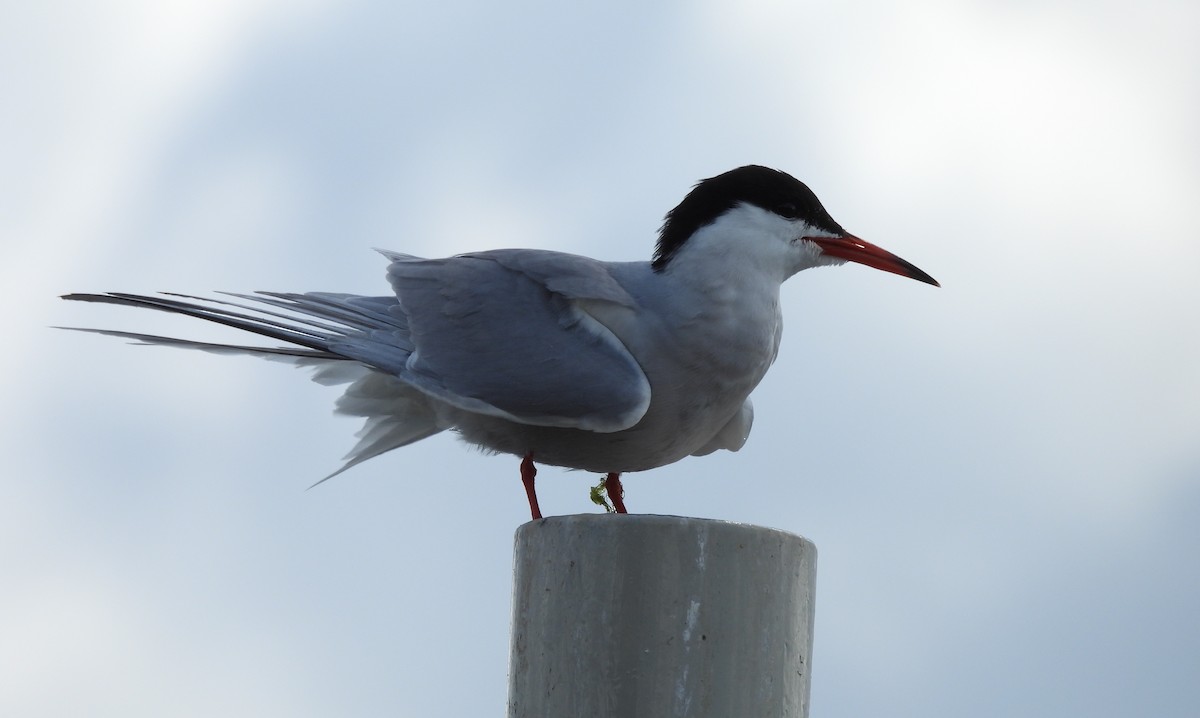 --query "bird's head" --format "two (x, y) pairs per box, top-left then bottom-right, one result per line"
(652, 165), (939, 287)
